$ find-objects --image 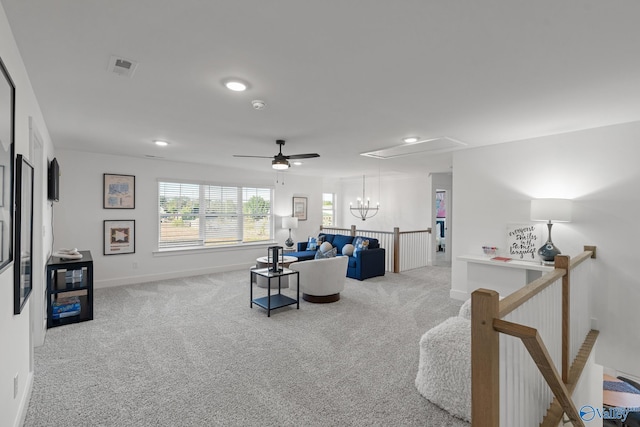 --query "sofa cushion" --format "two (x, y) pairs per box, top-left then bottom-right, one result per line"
(319, 233), (335, 244)
(287, 250), (317, 261)
(332, 234), (354, 254)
